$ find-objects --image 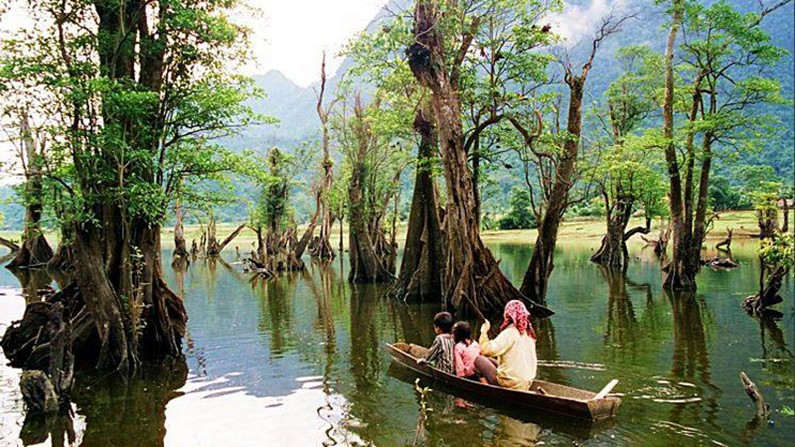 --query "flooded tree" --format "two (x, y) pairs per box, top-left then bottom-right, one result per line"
(659, 0), (790, 290)
(310, 53), (337, 261)
(6, 112), (53, 269)
(334, 93), (408, 283)
(517, 13), (633, 303)
(0, 0), (258, 372)
(589, 47), (666, 269)
(407, 0), (559, 314)
(744, 233), (793, 315)
(247, 147), (313, 273)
